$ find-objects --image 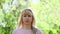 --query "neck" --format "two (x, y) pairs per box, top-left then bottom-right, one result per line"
(22, 24), (32, 30)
